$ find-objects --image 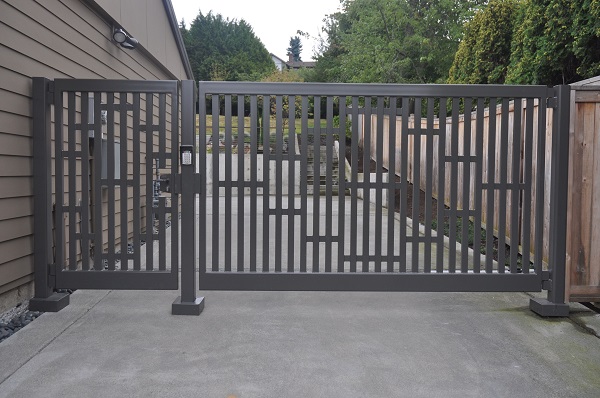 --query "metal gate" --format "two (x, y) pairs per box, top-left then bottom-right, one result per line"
(31, 79), (571, 317)
(30, 78), (180, 312)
